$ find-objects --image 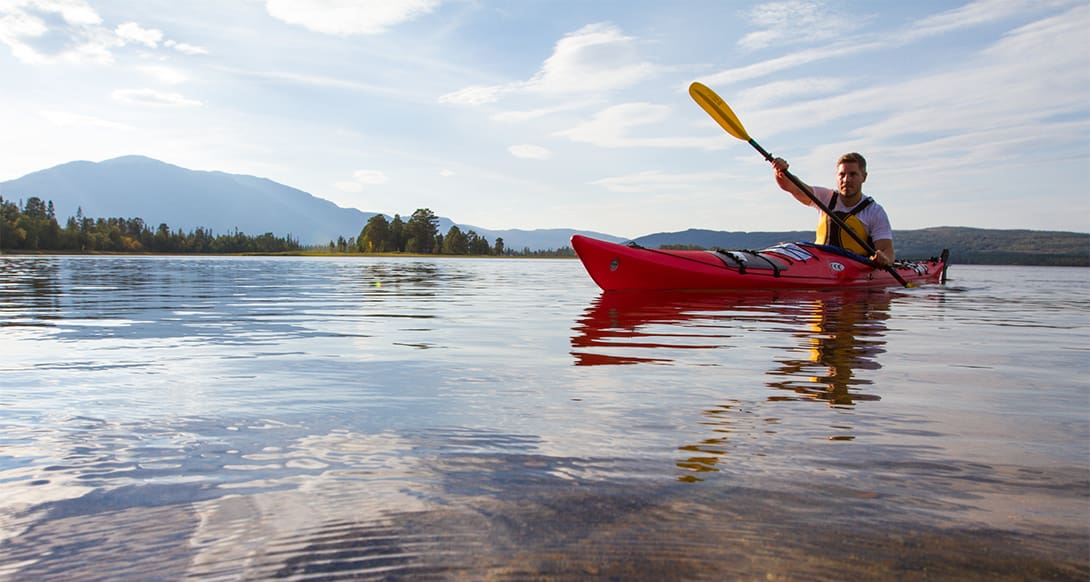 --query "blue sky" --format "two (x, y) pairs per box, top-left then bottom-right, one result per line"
(1, 0), (1087, 238)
